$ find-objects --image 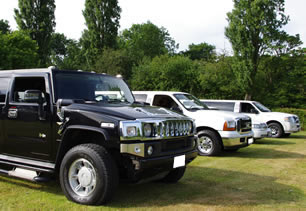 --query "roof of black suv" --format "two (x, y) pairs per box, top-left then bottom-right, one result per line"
(0, 67), (110, 77)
